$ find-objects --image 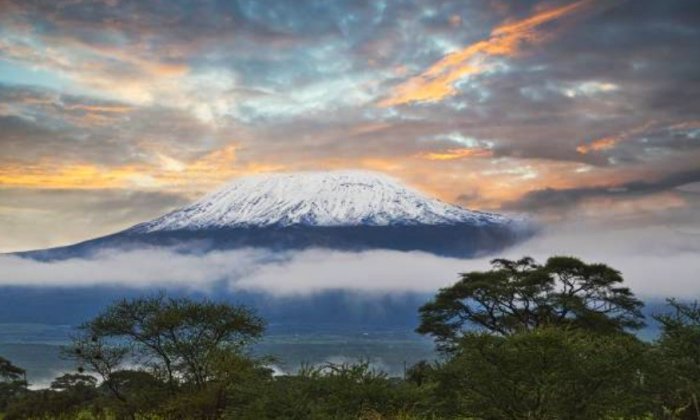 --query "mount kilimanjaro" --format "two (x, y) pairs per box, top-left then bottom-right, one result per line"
(19, 170), (529, 260)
